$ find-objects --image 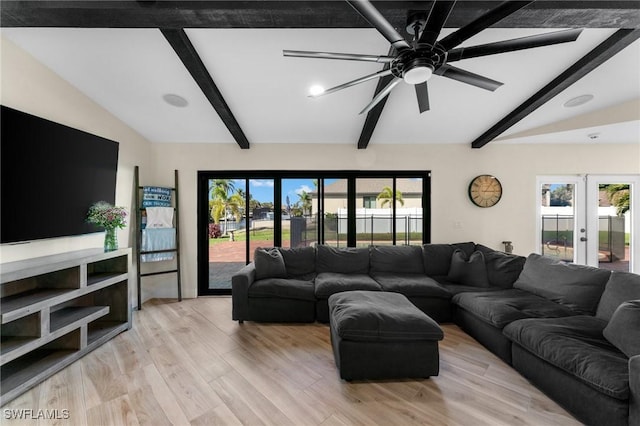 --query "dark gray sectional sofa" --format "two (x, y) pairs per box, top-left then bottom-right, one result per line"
(231, 243), (640, 426)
